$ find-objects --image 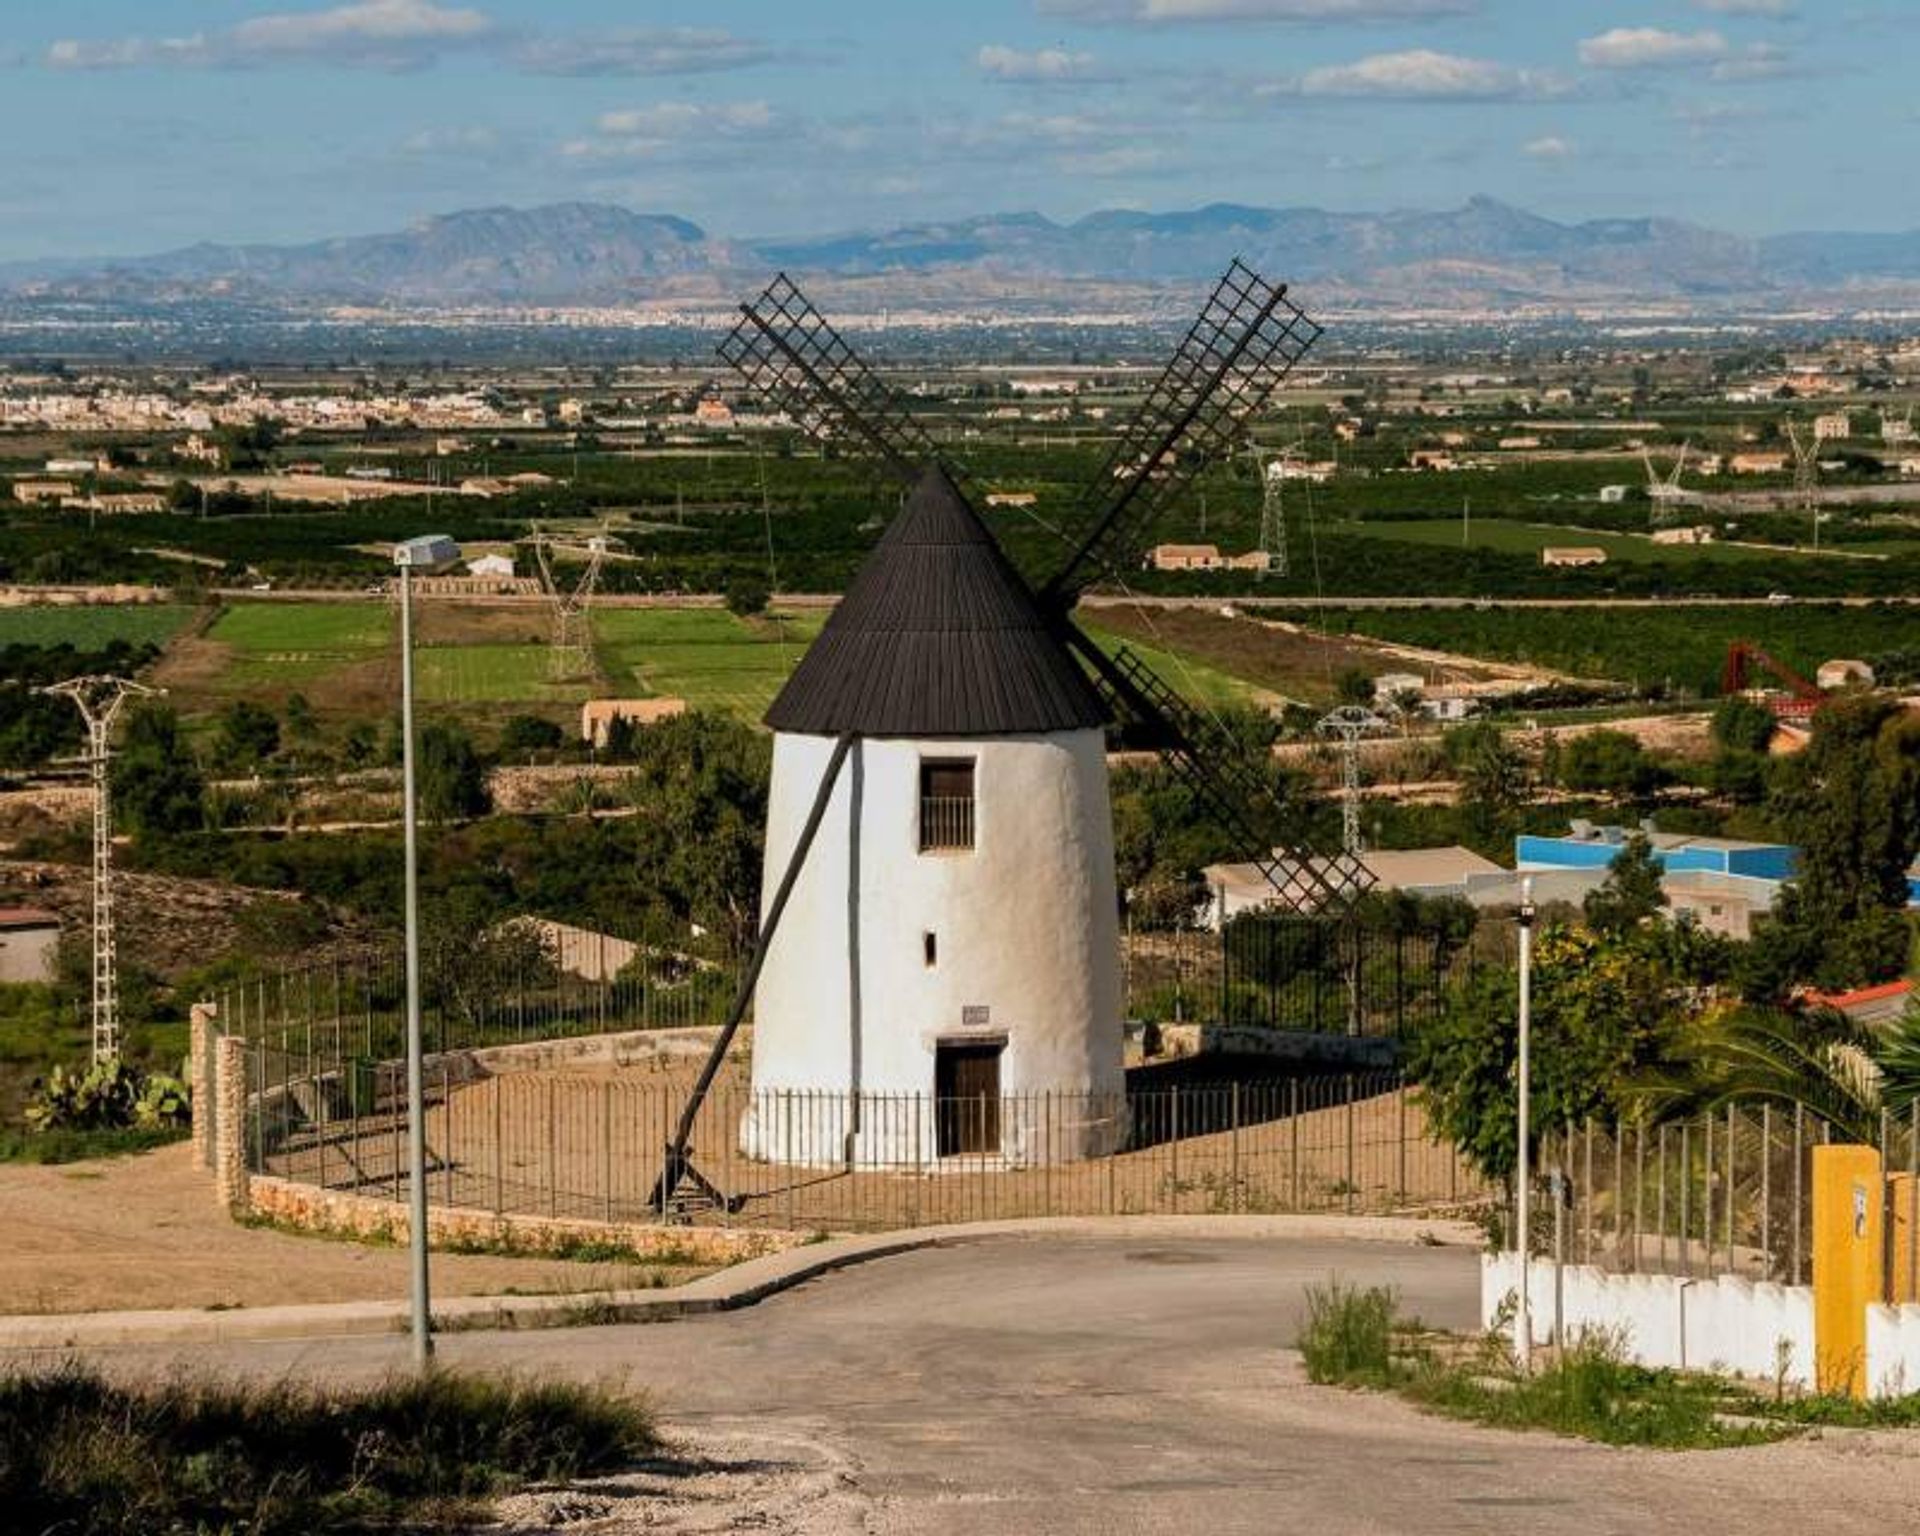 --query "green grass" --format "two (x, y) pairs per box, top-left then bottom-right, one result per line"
(1297, 1280), (1920, 1450)
(0, 604), (195, 649)
(0, 1124), (188, 1164)
(593, 608), (827, 722)
(1, 1362), (659, 1535)
(205, 602), (393, 690)
(1077, 619), (1275, 711)
(1339, 518), (1832, 565)
(415, 644), (589, 705)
